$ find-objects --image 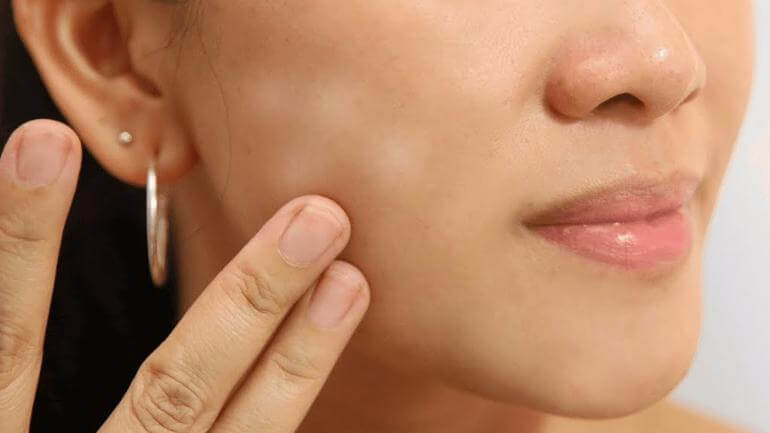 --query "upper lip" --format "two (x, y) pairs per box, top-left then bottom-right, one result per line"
(522, 171), (701, 226)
